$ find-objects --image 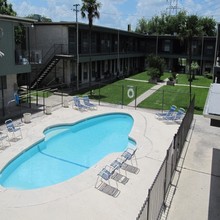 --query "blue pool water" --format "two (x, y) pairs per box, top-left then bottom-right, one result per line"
(0, 113), (135, 190)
